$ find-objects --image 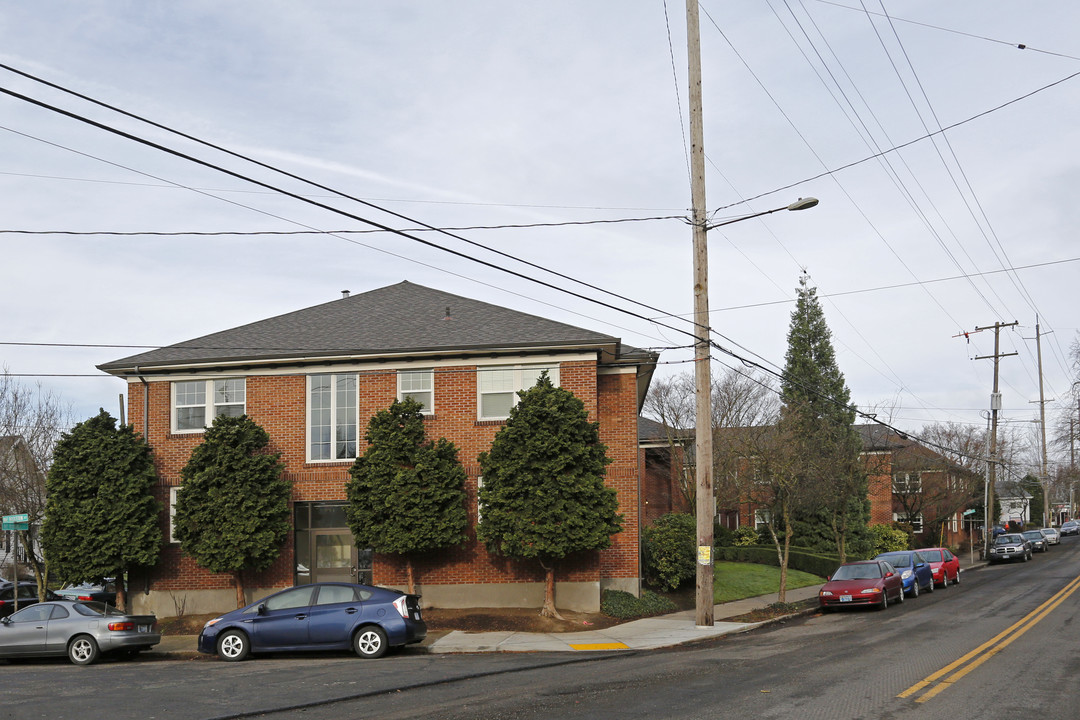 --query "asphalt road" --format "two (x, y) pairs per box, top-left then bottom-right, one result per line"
(4, 538), (1079, 720)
